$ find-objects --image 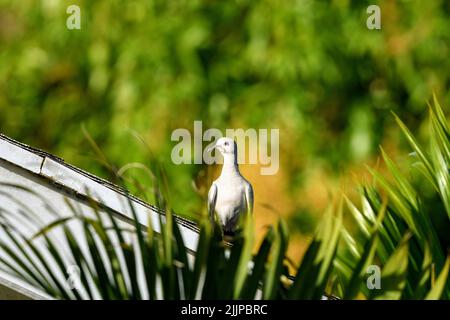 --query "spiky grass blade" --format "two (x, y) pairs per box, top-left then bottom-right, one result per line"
(263, 220), (288, 299)
(370, 234), (410, 300)
(425, 256), (450, 300)
(241, 226), (275, 299)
